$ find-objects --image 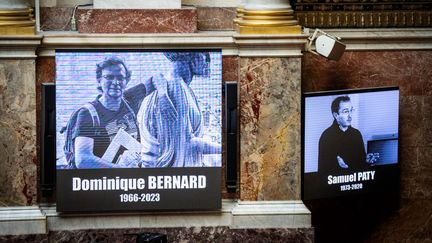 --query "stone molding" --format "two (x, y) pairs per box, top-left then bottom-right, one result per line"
(233, 33), (308, 57)
(0, 35), (42, 58)
(34, 29), (432, 59)
(231, 201), (310, 229)
(321, 28), (432, 51)
(0, 200), (311, 235)
(231, 200), (310, 215)
(0, 206), (46, 235)
(39, 31), (239, 56)
(39, 31), (309, 57)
